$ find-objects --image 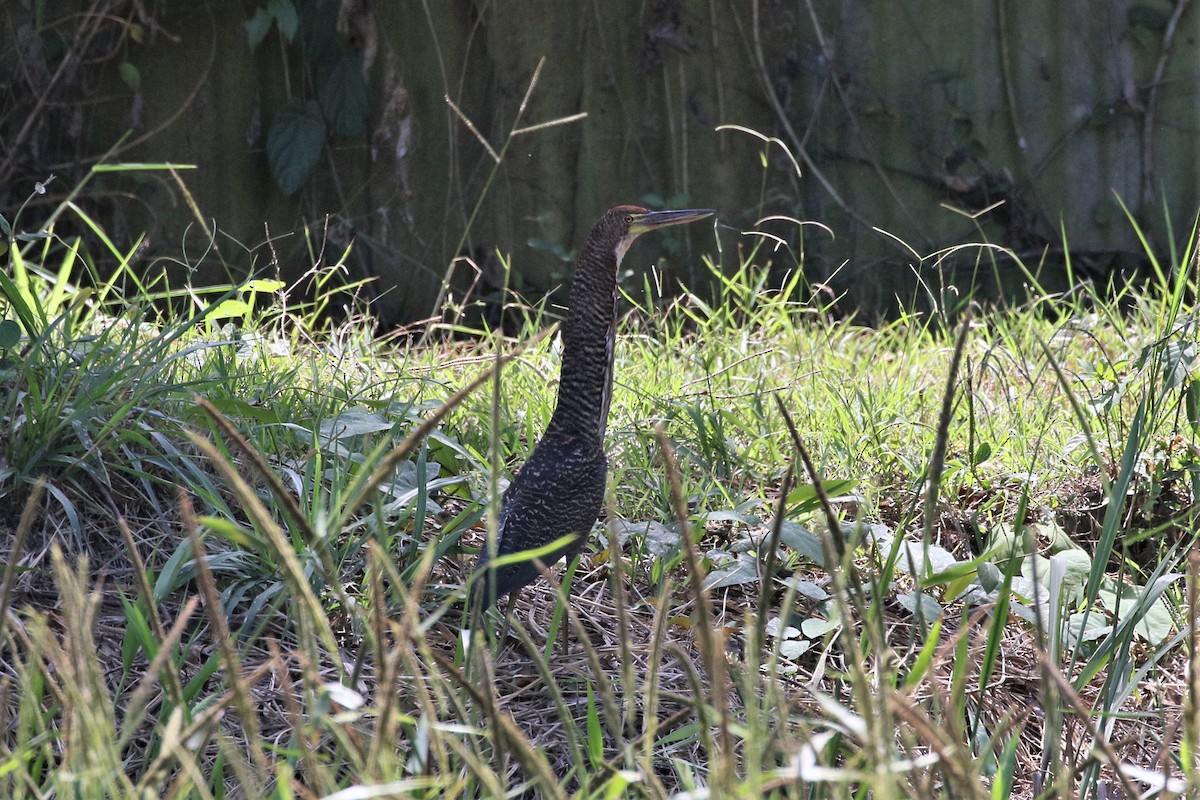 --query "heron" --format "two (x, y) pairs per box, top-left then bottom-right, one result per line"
(469, 205), (715, 624)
